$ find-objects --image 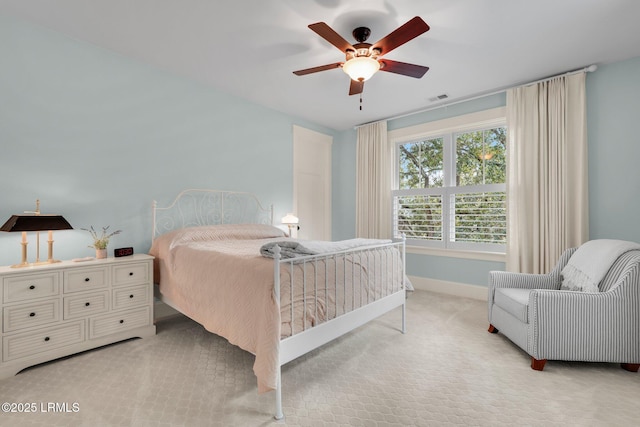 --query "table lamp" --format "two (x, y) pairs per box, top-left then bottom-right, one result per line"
(281, 213), (299, 236)
(0, 200), (73, 268)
